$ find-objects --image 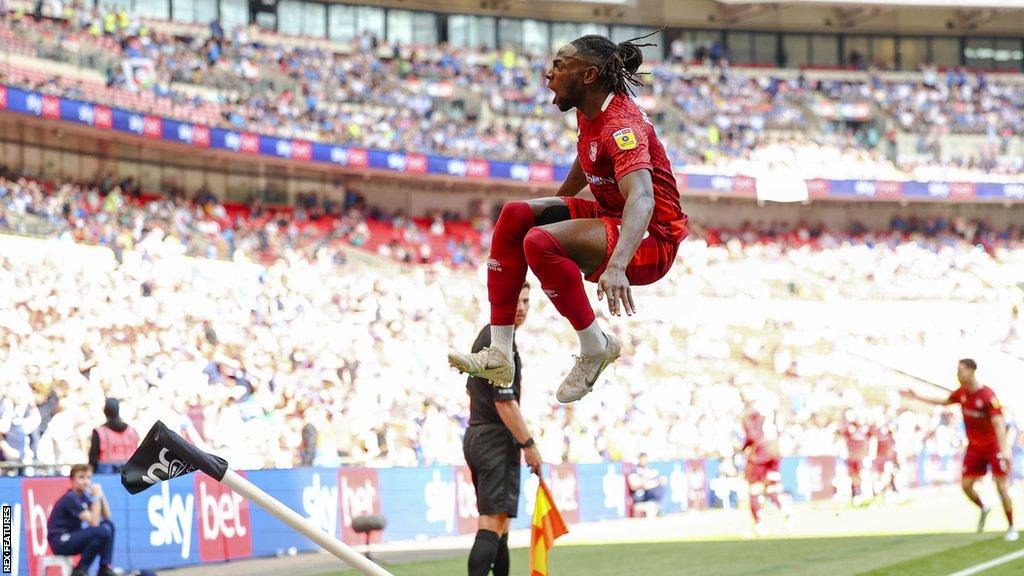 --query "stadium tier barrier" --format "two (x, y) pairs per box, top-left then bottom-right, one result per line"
(2, 85), (1023, 201)
(0, 453), (989, 576)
